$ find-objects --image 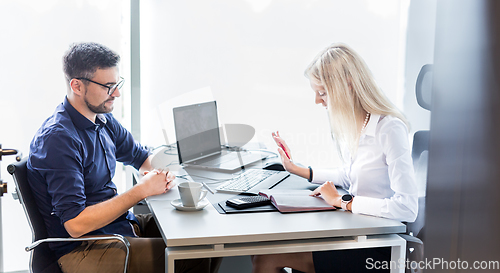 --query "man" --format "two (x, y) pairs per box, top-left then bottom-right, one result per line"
(27, 42), (220, 273)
